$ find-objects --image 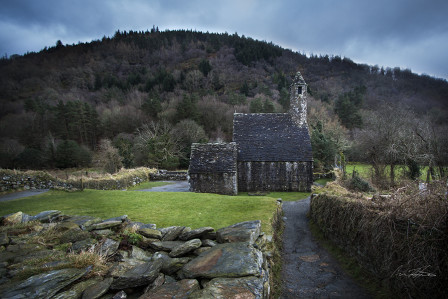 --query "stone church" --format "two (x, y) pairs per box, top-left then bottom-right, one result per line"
(188, 71), (313, 195)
